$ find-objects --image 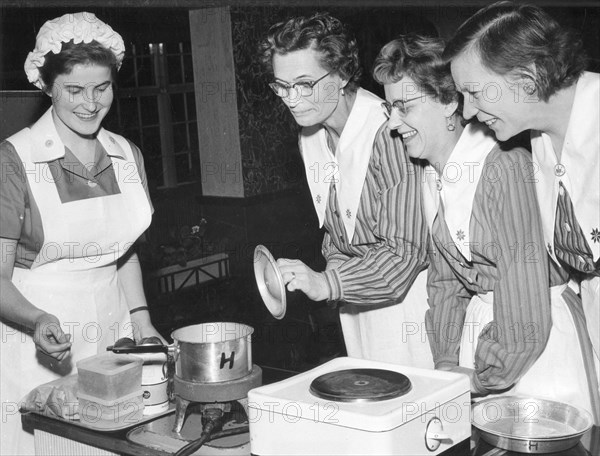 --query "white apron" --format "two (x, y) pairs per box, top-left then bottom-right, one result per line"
(460, 285), (595, 418)
(581, 276), (600, 360)
(0, 123), (151, 455)
(339, 269), (433, 369)
(531, 72), (600, 368)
